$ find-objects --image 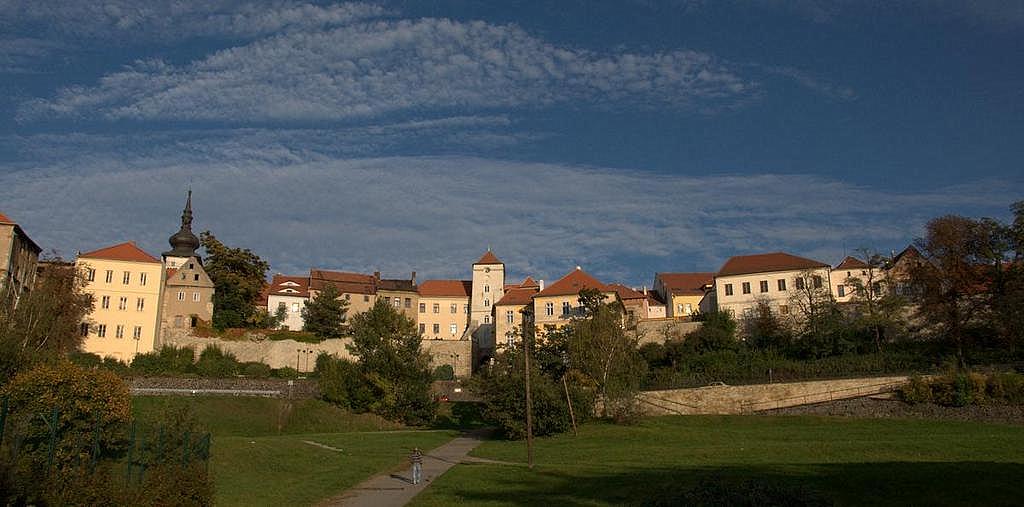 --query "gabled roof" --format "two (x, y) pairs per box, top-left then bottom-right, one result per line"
(474, 250), (503, 265)
(378, 278), (416, 292)
(309, 269), (376, 294)
(519, 276), (540, 289)
(79, 241), (161, 264)
(891, 245), (922, 265)
(835, 256), (870, 270)
(268, 274), (310, 298)
(419, 280), (472, 297)
(534, 267), (610, 298)
(496, 286), (539, 306)
(656, 272), (715, 296)
(608, 283), (646, 301)
(717, 252), (829, 277)
(0, 212), (13, 224)
(646, 291), (665, 306)
(0, 211), (42, 253)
